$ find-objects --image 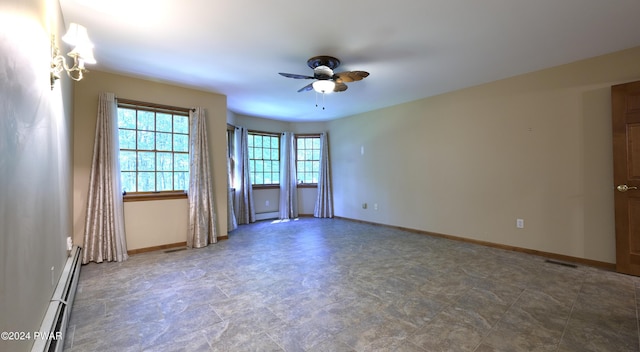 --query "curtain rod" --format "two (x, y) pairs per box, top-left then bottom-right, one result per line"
(116, 97), (195, 113)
